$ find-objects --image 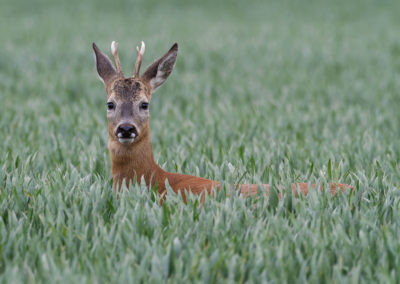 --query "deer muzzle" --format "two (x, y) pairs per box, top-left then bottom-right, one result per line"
(115, 124), (138, 144)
